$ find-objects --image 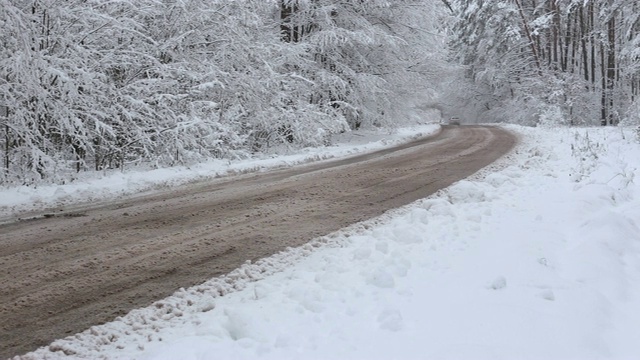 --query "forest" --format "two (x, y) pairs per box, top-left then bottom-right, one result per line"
(448, 0), (640, 126)
(0, 0), (638, 185)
